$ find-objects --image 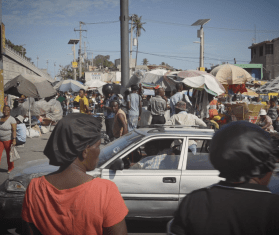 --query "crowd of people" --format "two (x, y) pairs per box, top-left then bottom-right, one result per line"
(19, 113), (279, 234)
(2, 81), (279, 234)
